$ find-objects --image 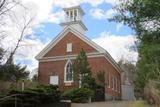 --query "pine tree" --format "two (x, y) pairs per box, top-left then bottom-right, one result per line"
(0, 63), (29, 81)
(72, 49), (94, 88)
